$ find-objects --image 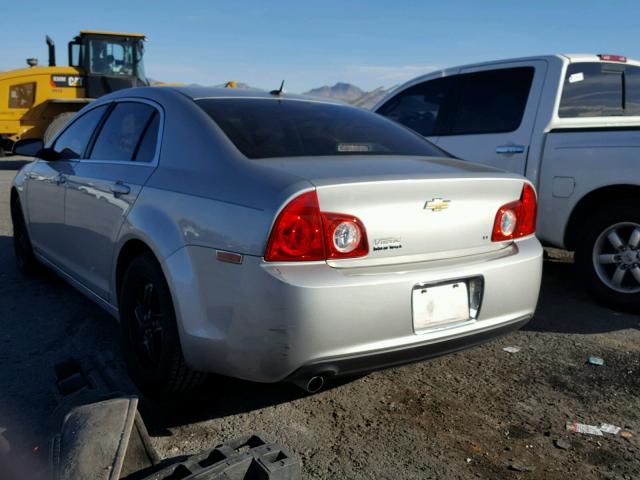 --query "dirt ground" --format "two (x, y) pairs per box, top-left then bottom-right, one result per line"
(1, 158), (639, 479)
